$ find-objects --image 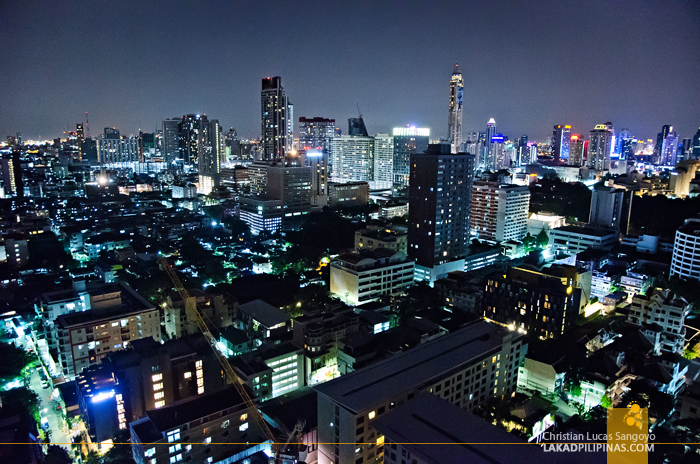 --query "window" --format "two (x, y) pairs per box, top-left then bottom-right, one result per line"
(155, 400), (165, 409)
(145, 447), (156, 458)
(184, 372), (192, 379)
(169, 444), (181, 454)
(240, 413), (248, 421)
(153, 383), (164, 391)
(203, 437), (211, 444)
(368, 411), (376, 420)
(152, 373), (163, 382)
(167, 429), (180, 443)
(239, 422), (249, 432)
(155, 392), (165, 400)
(170, 455), (182, 463)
